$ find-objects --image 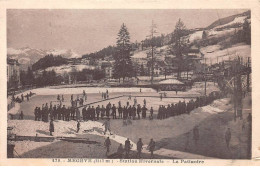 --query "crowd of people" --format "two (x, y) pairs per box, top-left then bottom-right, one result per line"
(32, 90), (224, 123)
